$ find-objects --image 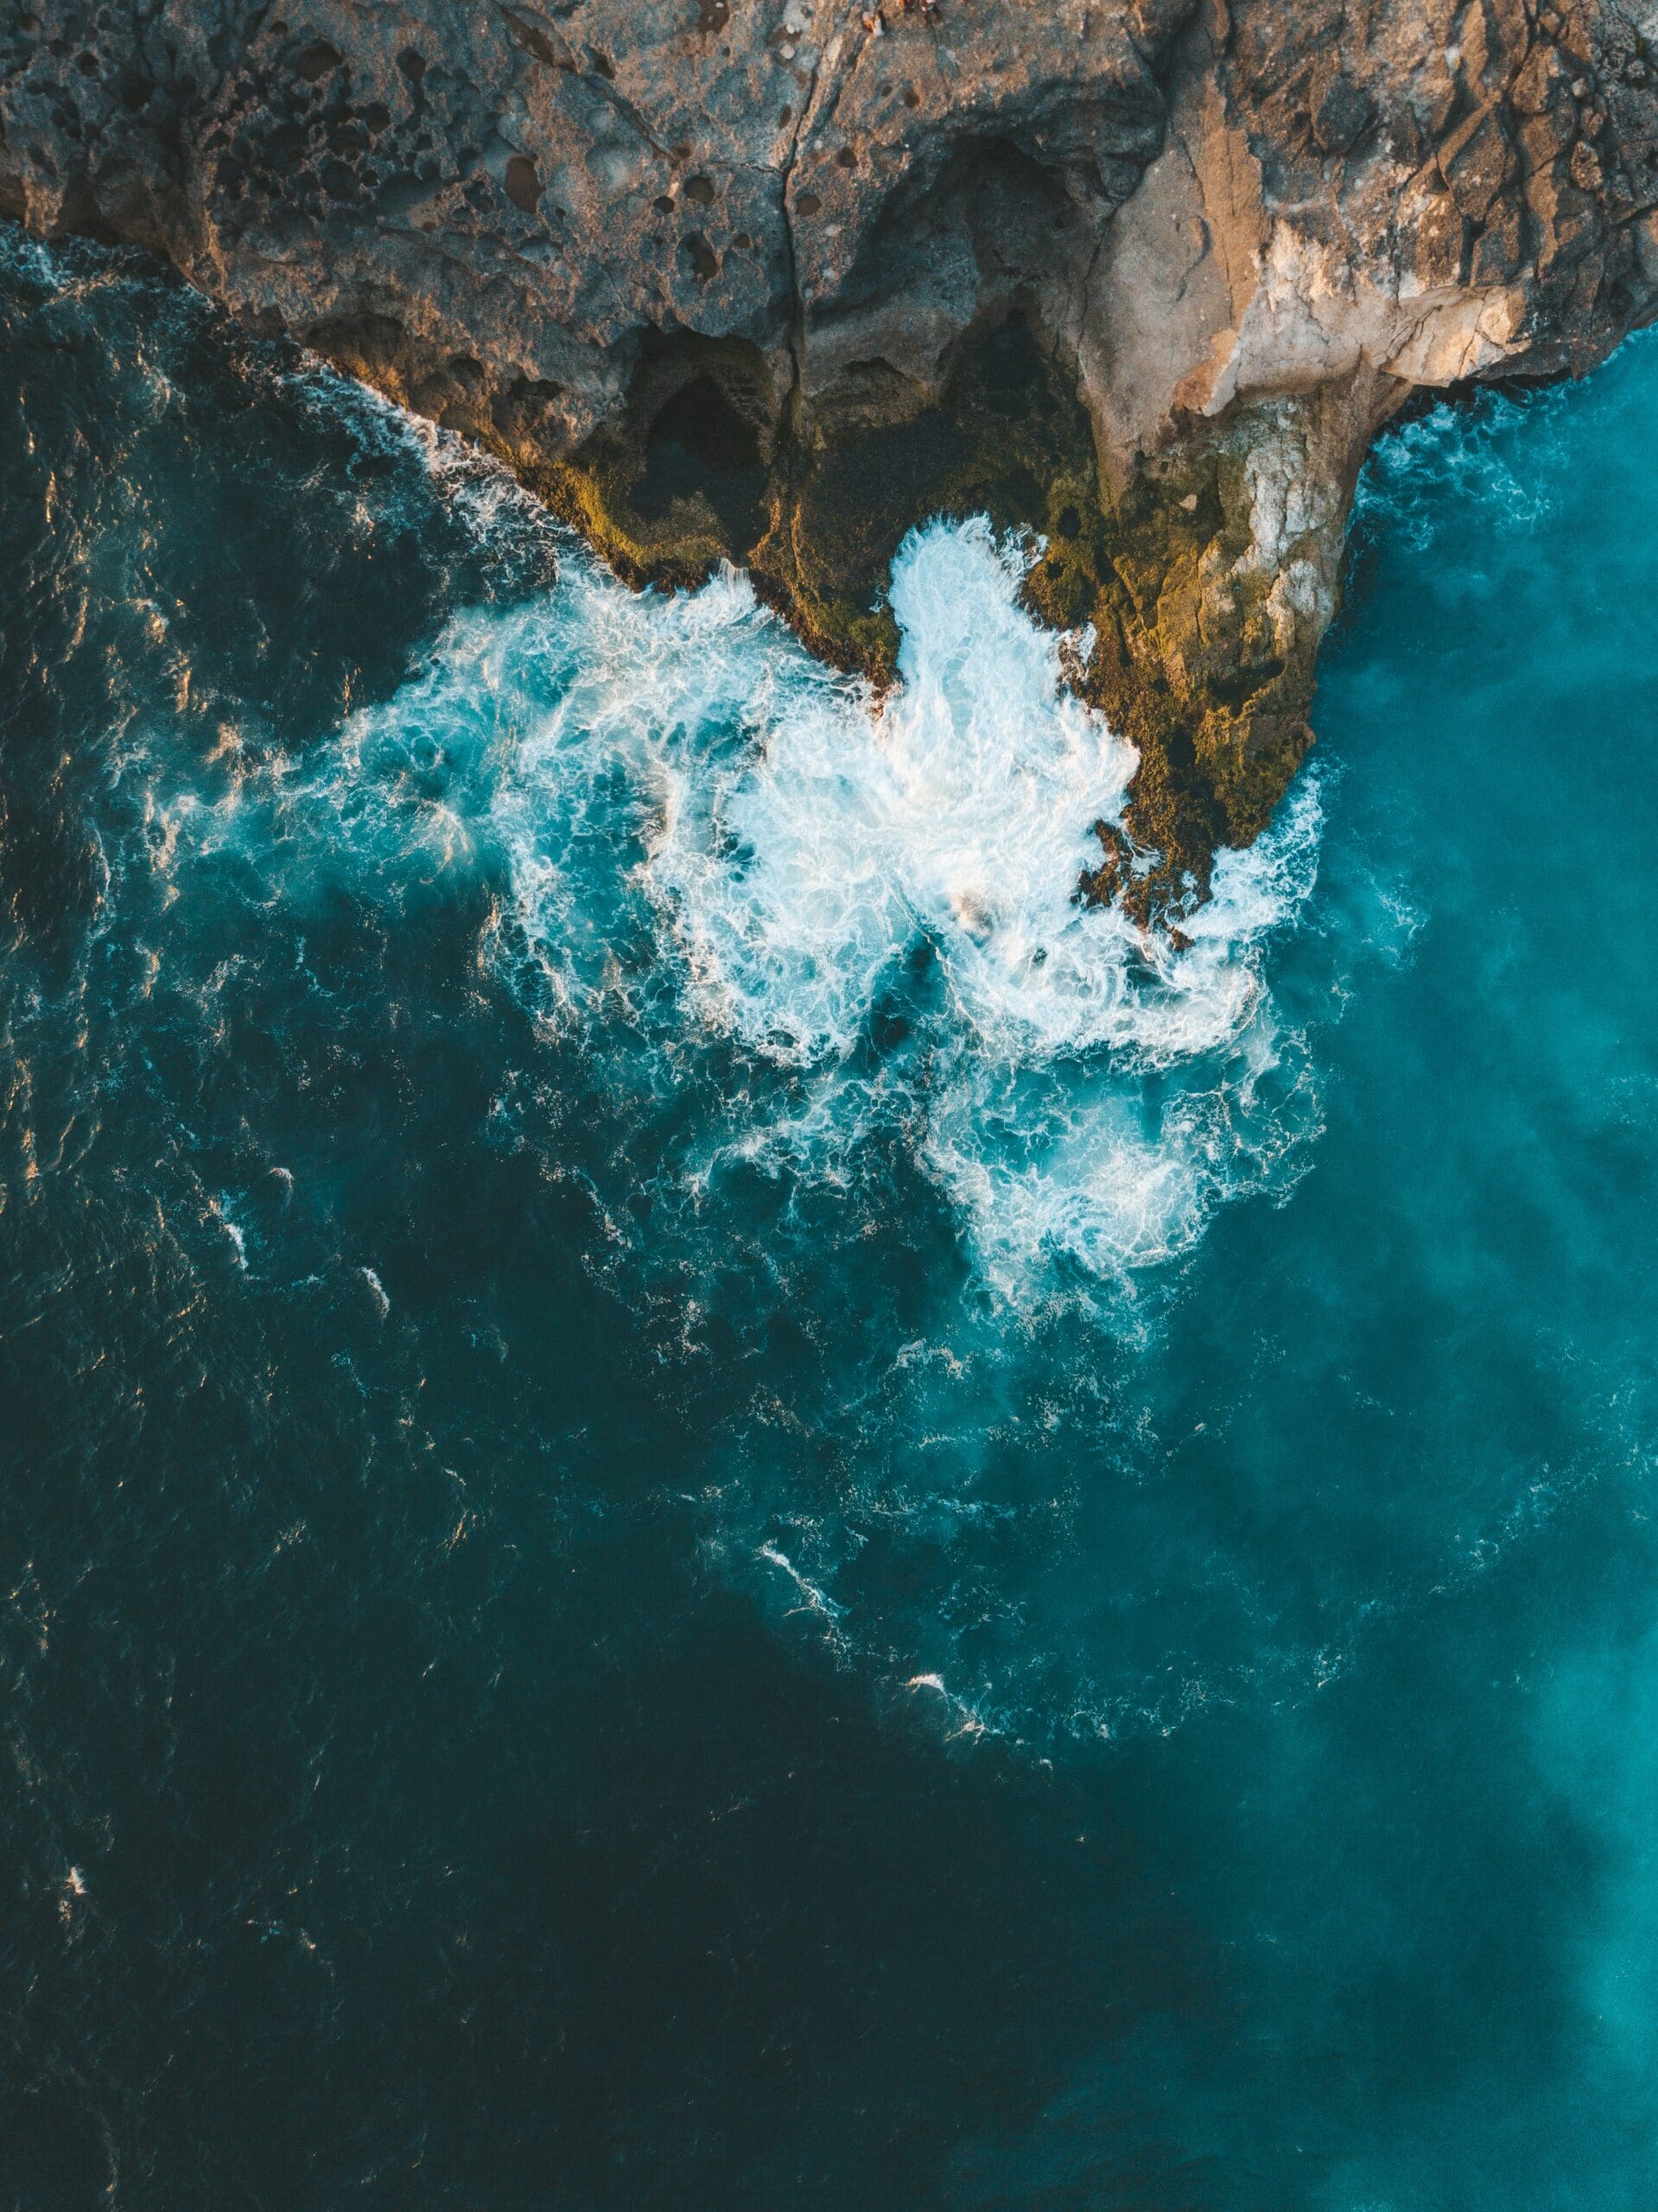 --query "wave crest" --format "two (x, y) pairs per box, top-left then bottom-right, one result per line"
(454, 515), (1324, 1306)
